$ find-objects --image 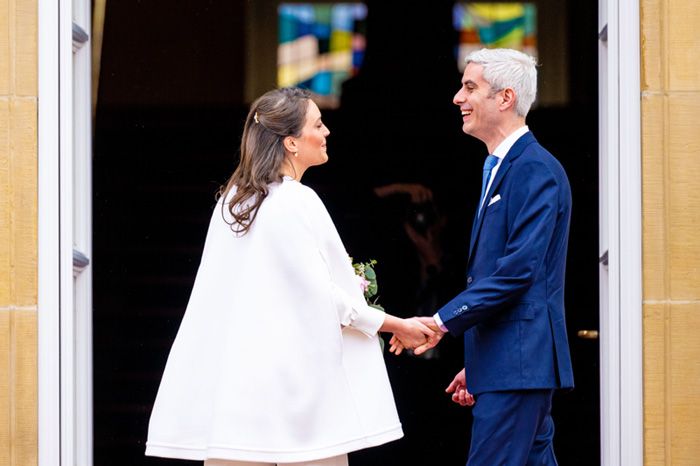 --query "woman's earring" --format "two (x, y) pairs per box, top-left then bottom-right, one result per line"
(294, 152), (298, 158)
